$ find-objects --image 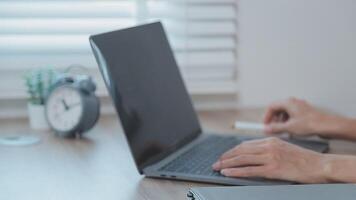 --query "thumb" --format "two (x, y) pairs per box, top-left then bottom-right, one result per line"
(264, 122), (290, 134)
